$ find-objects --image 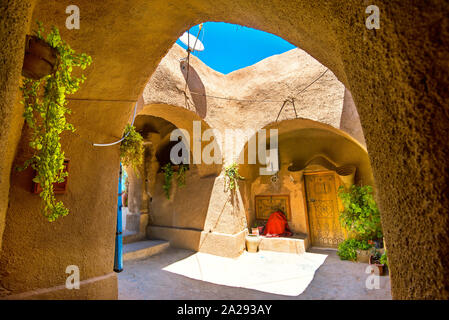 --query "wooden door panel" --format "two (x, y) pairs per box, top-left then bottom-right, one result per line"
(305, 172), (345, 248)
